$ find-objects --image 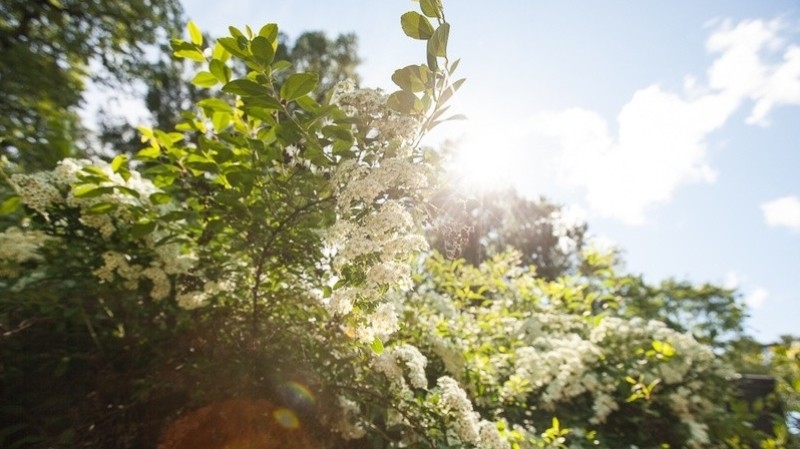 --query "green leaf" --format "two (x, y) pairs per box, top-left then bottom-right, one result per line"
(427, 22), (450, 58)
(137, 146), (161, 160)
(0, 195), (21, 215)
(420, 0), (442, 18)
(72, 185), (114, 198)
(85, 202), (118, 215)
(110, 154), (127, 173)
(212, 42), (230, 62)
(401, 11), (435, 40)
(191, 71), (219, 88)
(131, 220), (156, 238)
(391, 64), (432, 92)
(187, 20), (203, 46)
(222, 79), (269, 97)
(251, 36), (275, 66)
(149, 192), (172, 205)
(217, 37), (248, 59)
(197, 98), (232, 113)
(212, 112), (231, 131)
(387, 91), (423, 114)
(259, 23), (279, 42)
(371, 337), (384, 355)
(280, 73), (319, 101)
(209, 59), (230, 83)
